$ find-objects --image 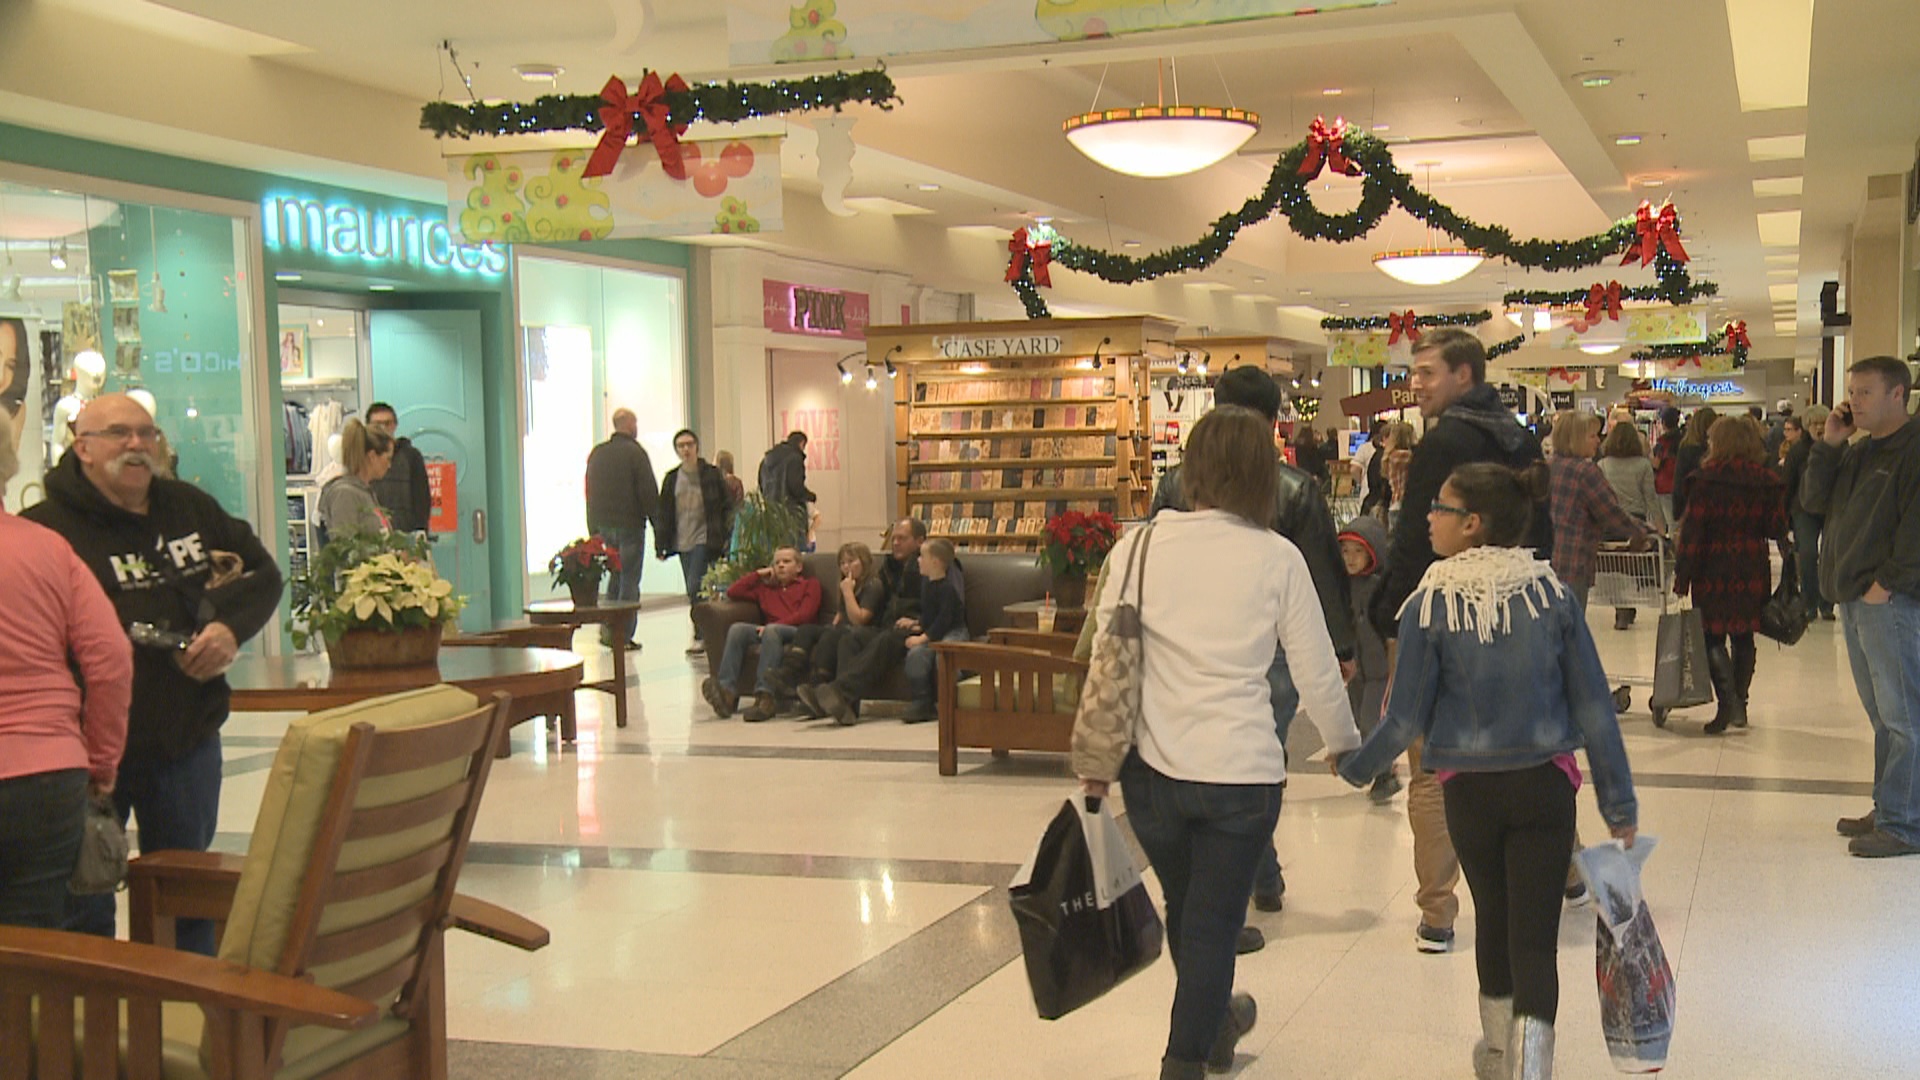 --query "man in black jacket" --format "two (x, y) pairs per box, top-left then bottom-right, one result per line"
(656, 428), (734, 653)
(1802, 355), (1920, 858)
(1151, 364), (1355, 938)
(586, 408), (660, 613)
(758, 431), (816, 548)
(1367, 328), (1551, 955)
(24, 393), (282, 955)
(365, 401), (430, 533)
